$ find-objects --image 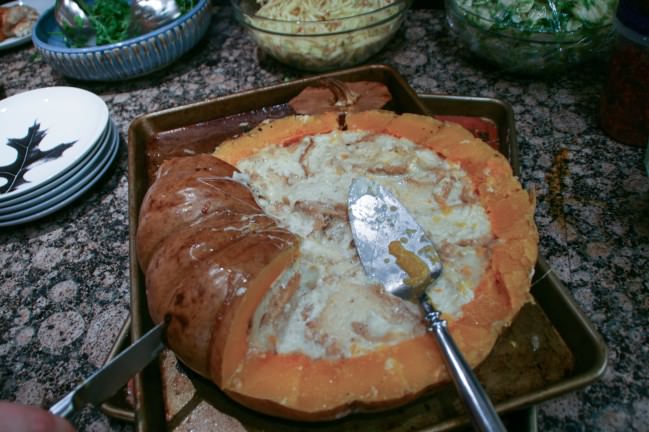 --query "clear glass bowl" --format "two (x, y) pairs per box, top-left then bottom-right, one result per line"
(445, 0), (616, 75)
(231, 0), (412, 72)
